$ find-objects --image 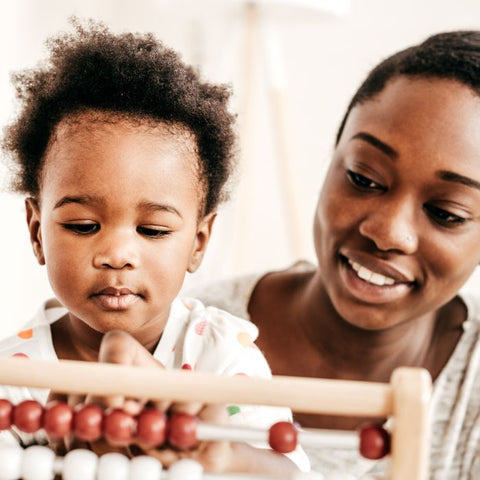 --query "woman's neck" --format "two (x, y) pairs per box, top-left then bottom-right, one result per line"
(252, 268), (445, 383)
(298, 271), (457, 382)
